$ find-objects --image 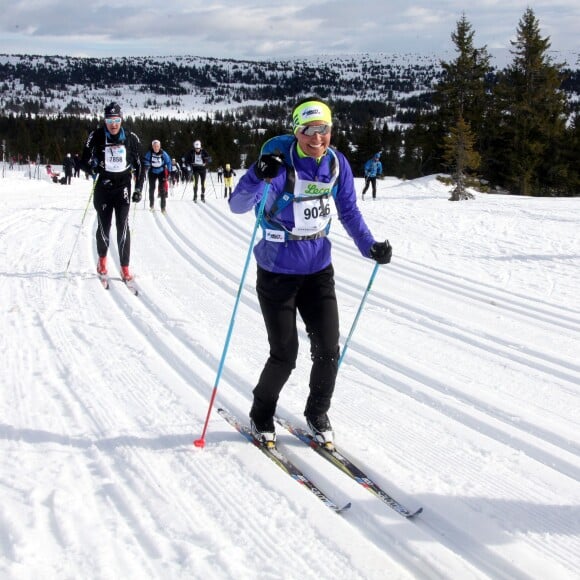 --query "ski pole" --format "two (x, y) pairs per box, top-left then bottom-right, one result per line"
(132, 200), (138, 233)
(65, 179), (96, 273)
(180, 170), (189, 200)
(208, 170), (217, 198)
(194, 182), (271, 448)
(338, 261), (380, 368)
